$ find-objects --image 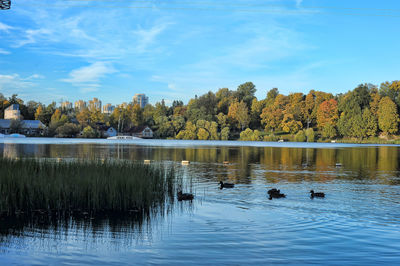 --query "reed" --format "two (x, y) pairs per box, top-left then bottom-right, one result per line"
(0, 158), (177, 217)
